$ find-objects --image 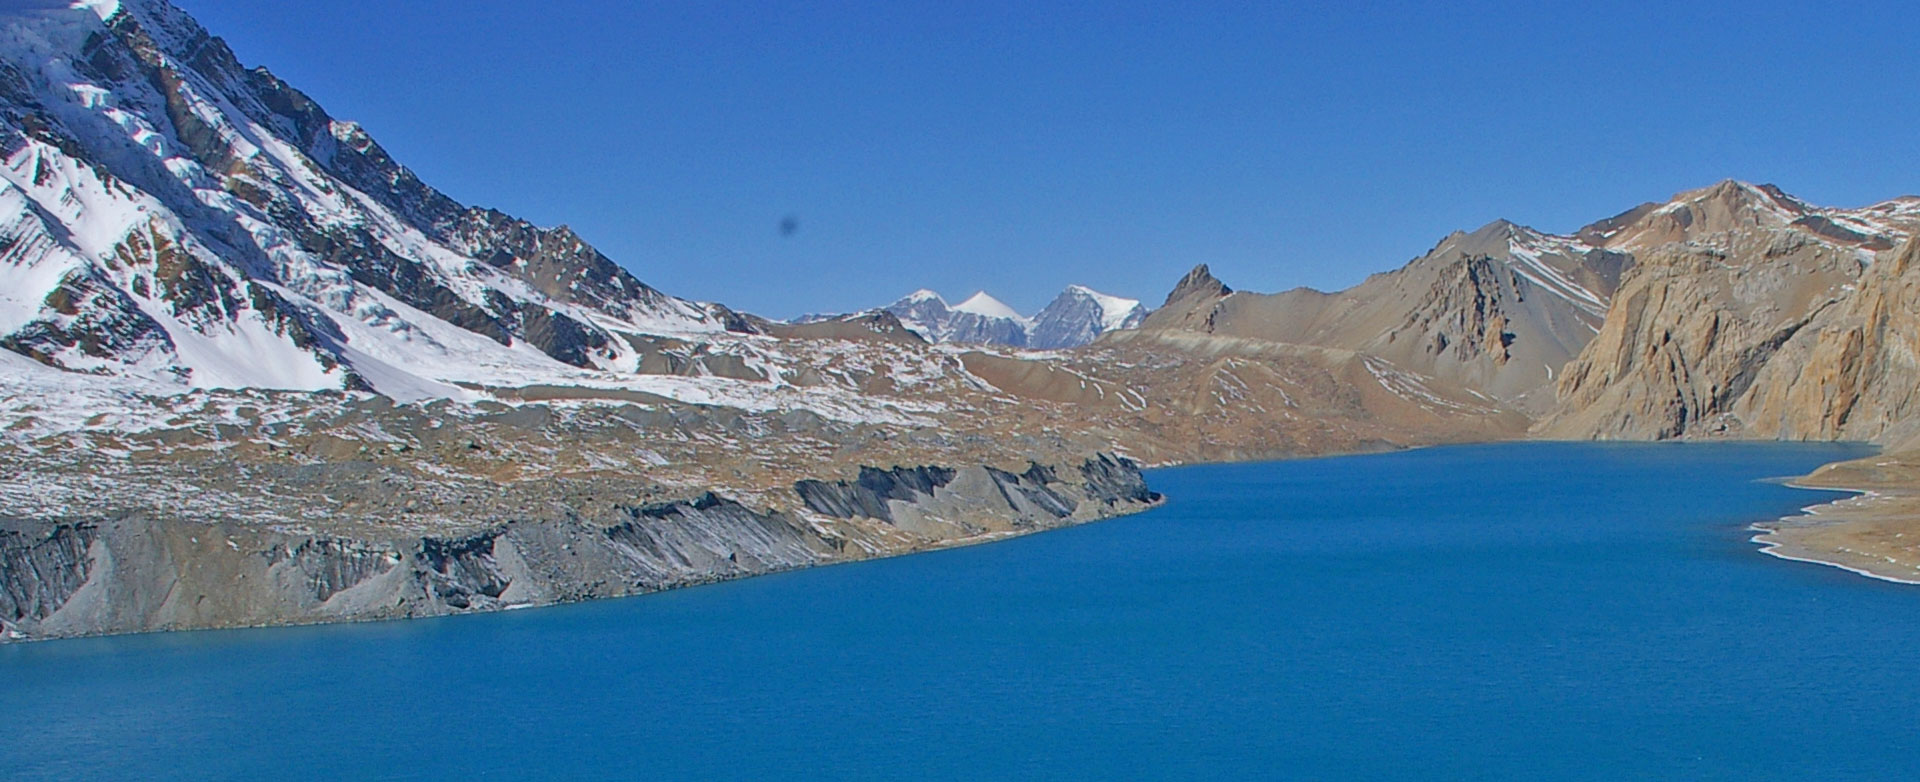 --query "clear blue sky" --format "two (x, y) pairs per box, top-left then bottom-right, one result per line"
(178, 0), (1920, 318)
